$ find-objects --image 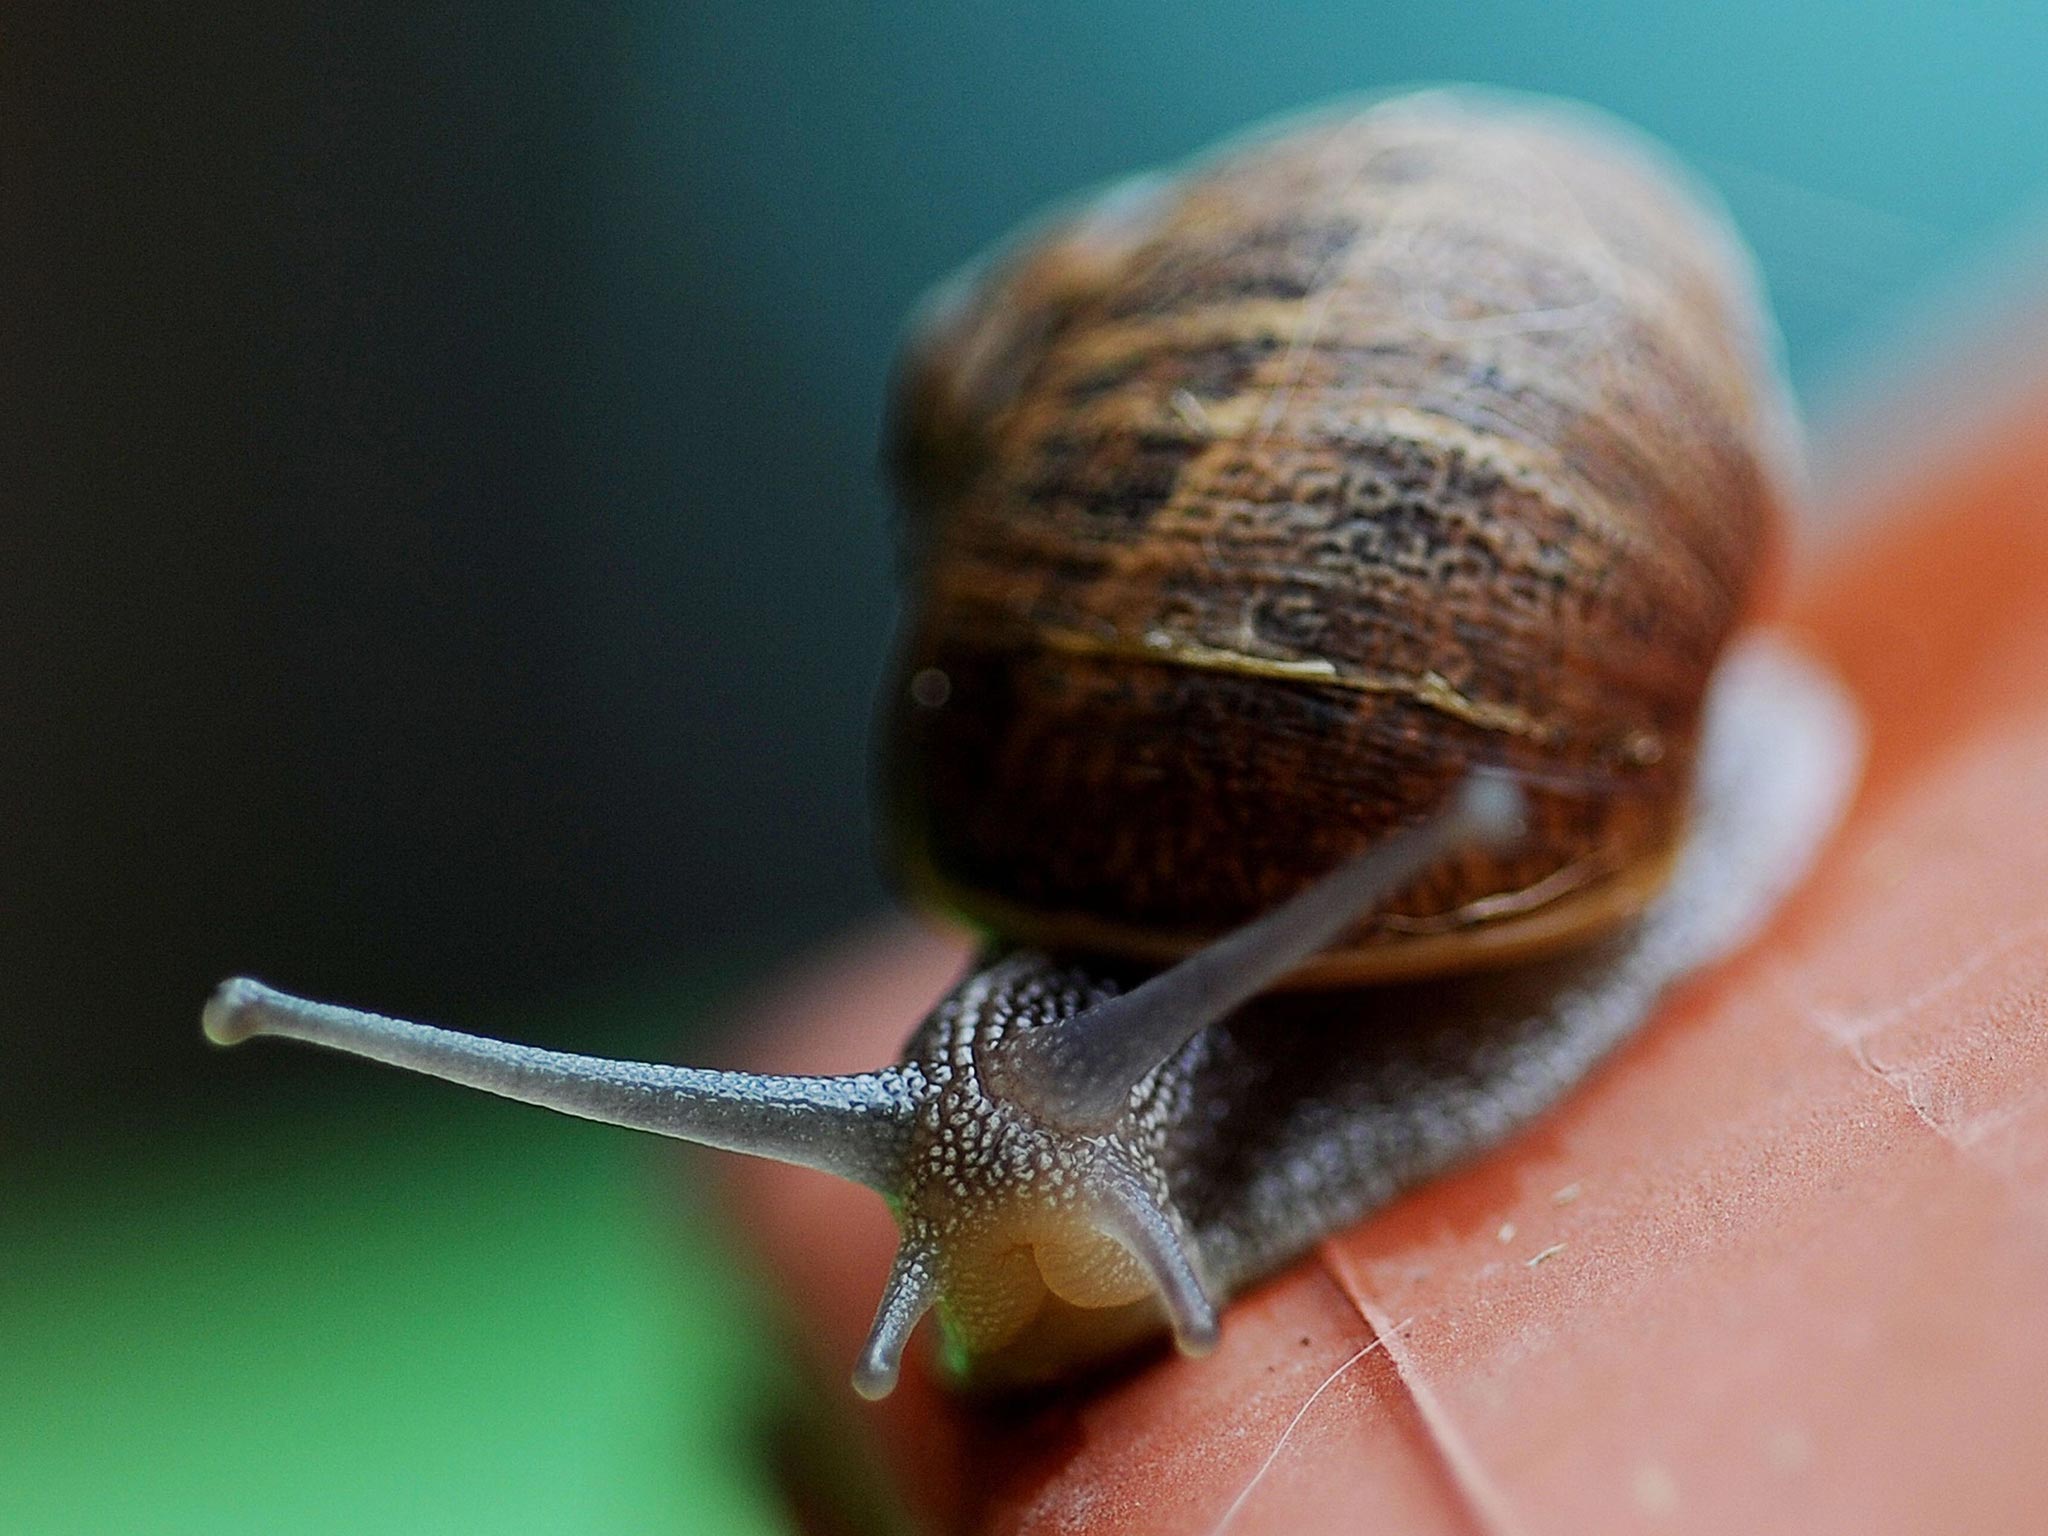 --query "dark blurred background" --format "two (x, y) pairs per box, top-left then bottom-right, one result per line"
(12, 3), (2048, 1531)
(14, 1), (2043, 1128)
